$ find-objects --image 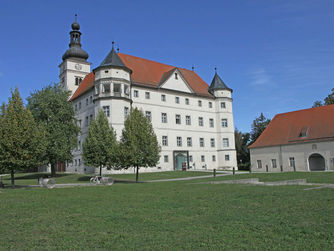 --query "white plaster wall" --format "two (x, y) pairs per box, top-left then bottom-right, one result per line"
(160, 70), (192, 93)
